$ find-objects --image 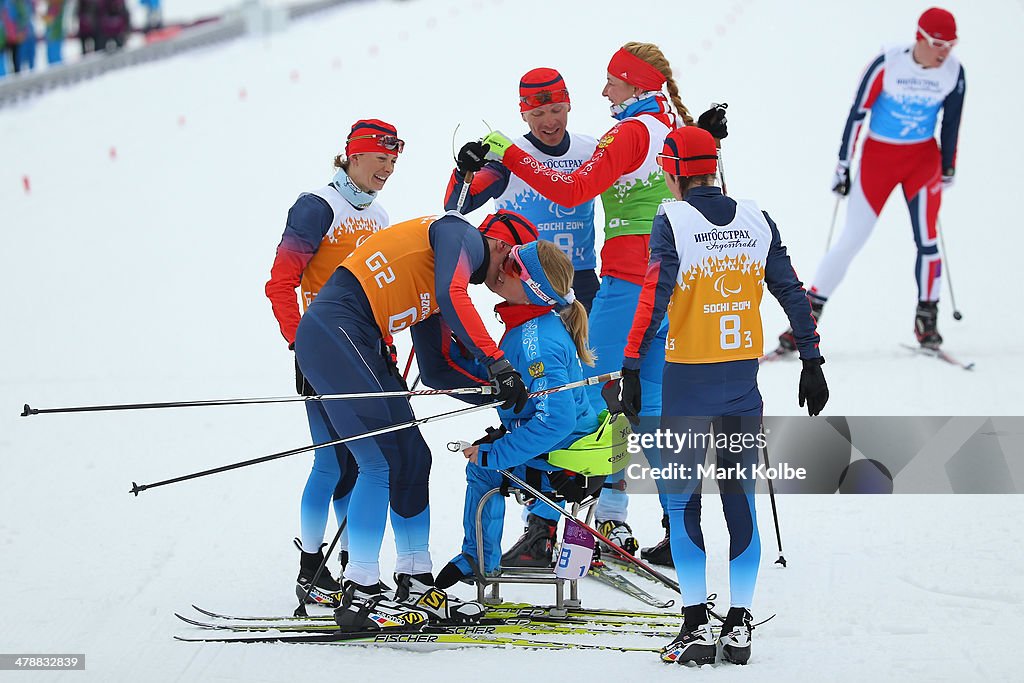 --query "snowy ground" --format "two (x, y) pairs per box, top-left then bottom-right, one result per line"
(1, 0), (1022, 680)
